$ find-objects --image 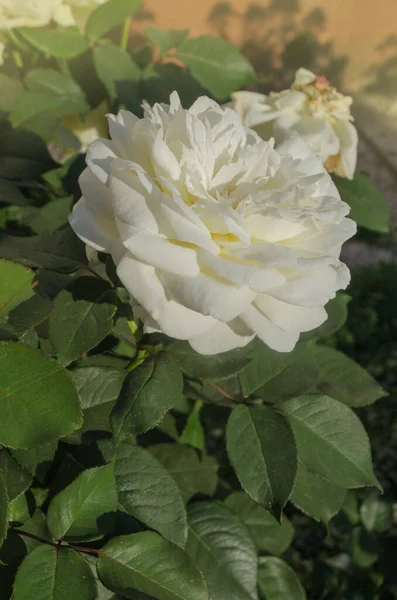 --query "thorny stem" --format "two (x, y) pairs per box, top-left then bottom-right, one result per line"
(11, 528), (104, 556)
